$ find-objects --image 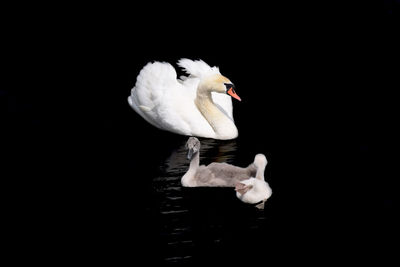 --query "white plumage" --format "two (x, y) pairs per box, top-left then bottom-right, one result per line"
(235, 154), (272, 209)
(128, 59), (239, 140)
(177, 58), (220, 79)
